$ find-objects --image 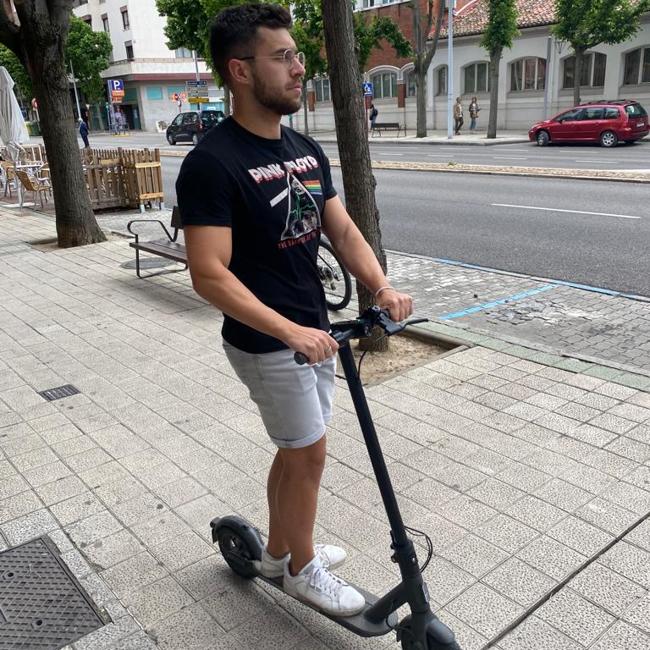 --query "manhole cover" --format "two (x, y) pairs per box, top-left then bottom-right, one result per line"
(120, 258), (176, 270)
(0, 538), (105, 649)
(38, 385), (80, 402)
